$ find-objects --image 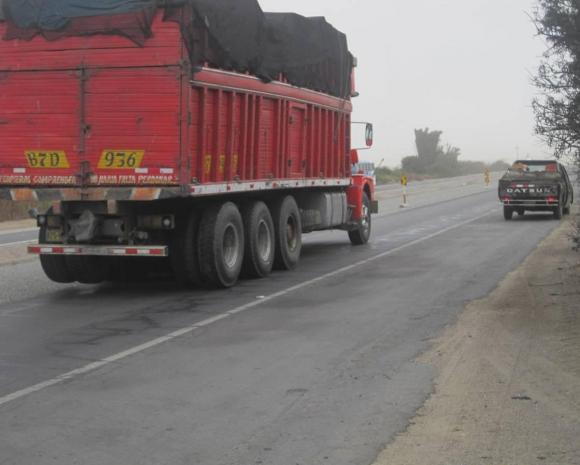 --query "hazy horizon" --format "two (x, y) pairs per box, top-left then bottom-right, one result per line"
(260, 0), (550, 168)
